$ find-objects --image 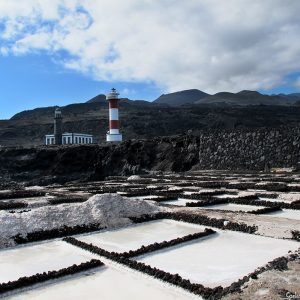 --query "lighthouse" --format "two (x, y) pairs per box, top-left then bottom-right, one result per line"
(54, 107), (62, 145)
(106, 88), (123, 142)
